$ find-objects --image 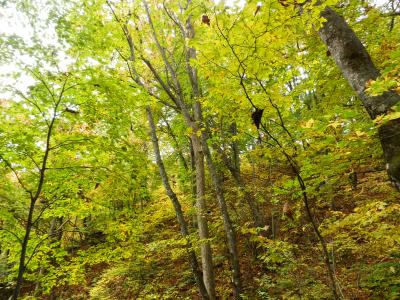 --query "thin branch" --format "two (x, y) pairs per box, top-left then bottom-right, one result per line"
(13, 90), (50, 127)
(382, 11), (400, 17)
(108, 3), (181, 112)
(256, 77), (296, 145)
(23, 235), (50, 269)
(23, 152), (41, 171)
(31, 197), (59, 226)
(163, 1), (186, 37)
(0, 227), (22, 244)
(239, 73), (257, 109)
(45, 165), (97, 170)
(29, 70), (57, 105)
(49, 138), (92, 151)
(142, 0), (184, 100)
(142, 57), (180, 106)
(0, 154), (32, 196)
